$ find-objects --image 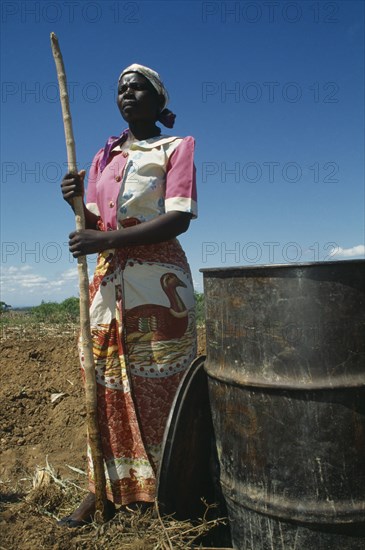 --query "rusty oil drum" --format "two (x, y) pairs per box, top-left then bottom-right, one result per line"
(201, 260), (365, 550)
